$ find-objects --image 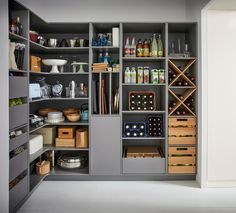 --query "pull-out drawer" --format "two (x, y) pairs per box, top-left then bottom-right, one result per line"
(9, 132), (28, 152)
(123, 157), (165, 174)
(168, 166), (196, 174)
(168, 147), (196, 156)
(9, 76), (28, 99)
(9, 175), (28, 212)
(9, 104), (28, 130)
(168, 117), (196, 127)
(9, 149), (28, 182)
